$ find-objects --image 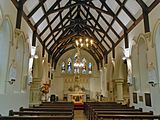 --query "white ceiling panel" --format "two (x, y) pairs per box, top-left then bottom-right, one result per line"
(38, 19), (48, 32)
(112, 21), (123, 34)
(44, 0), (56, 11)
(51, 16), (60, 30)
(41, 28), (51, 40)
(102, 41), (109, 51)
(45, 36), (53, 45)
(118, 10), (131, 26)
(125, 0), (142, 19)
(24, 0), (39, 13)
(99, 17), (108, 31)
(105, 0), (119, 13)
(32, 7), (44, 24)
(104, 36), (112, 47)
(143, 0), (155, 7)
